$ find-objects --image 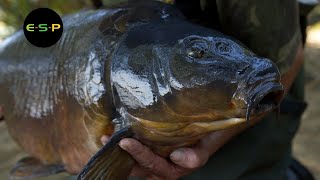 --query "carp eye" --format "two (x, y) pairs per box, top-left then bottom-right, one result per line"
(185, 40), (208, 59)
(187, 46), (206, 58)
